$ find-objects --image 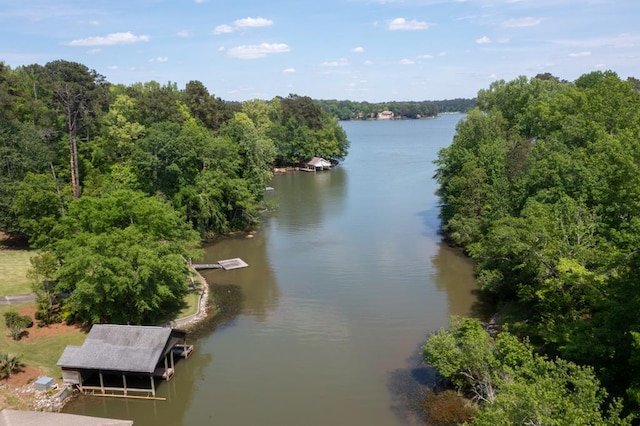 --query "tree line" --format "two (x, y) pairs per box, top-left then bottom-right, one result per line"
(0, 59), (349, 325)
(425, 70), (640, 423)
(315, 98), (475, 120)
